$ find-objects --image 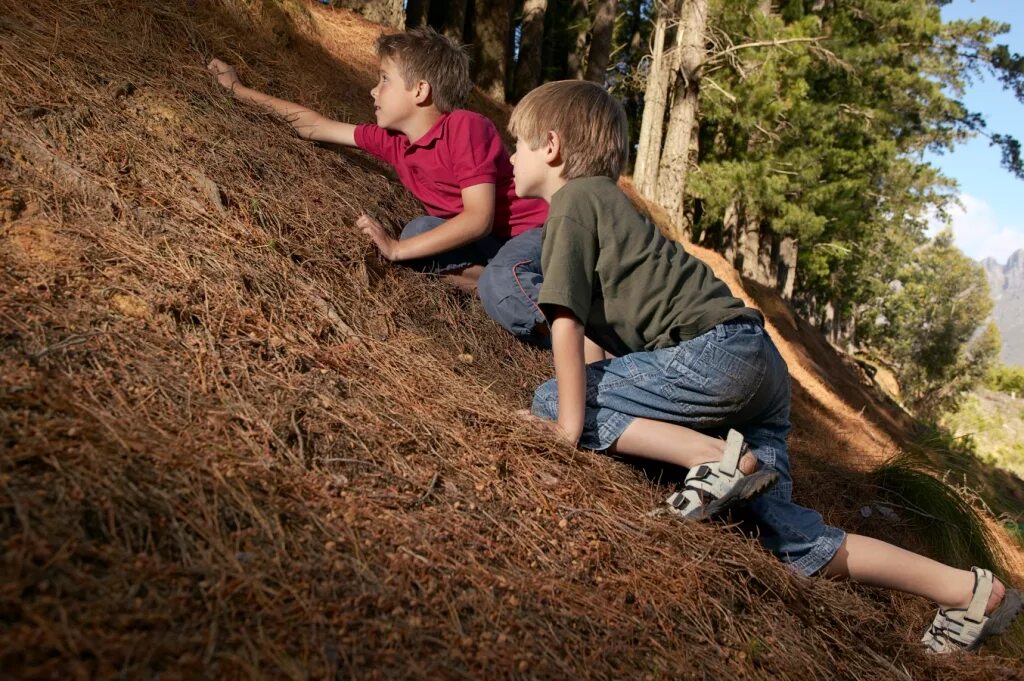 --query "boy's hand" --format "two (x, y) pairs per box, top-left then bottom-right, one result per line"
(358, 214), (401, 261)
(207, 58), (240, 91)
(515, 409), (579, 446)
